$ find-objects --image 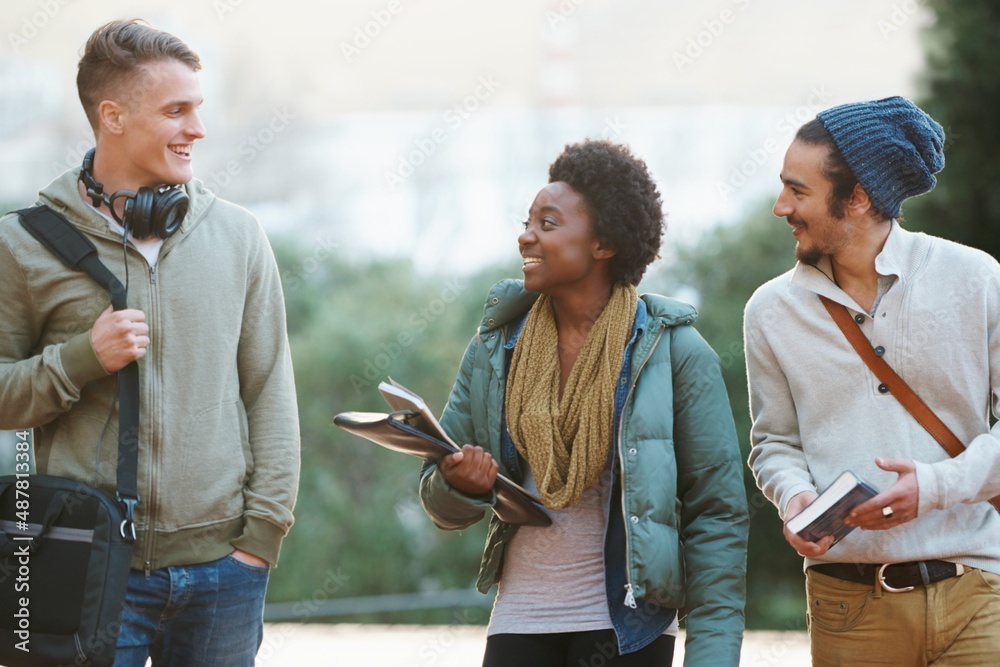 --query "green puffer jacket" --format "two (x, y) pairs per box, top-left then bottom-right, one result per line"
(419, 279), (748, 666)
